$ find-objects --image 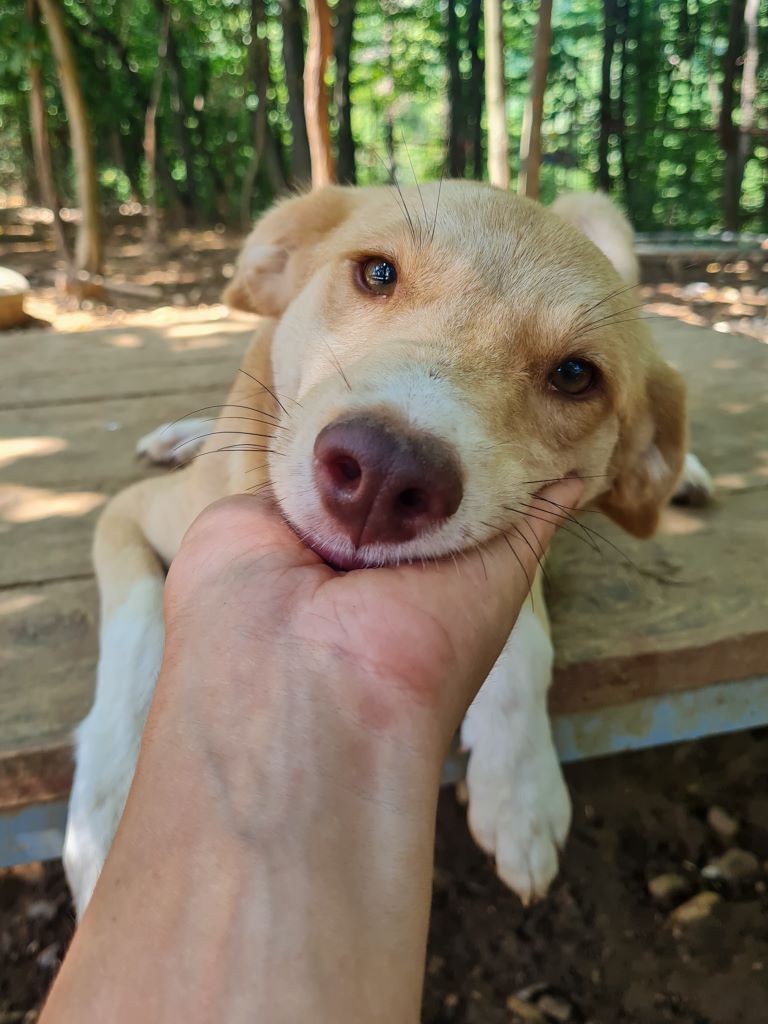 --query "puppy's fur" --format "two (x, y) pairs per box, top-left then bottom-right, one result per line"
(65, 182), (695, 916)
